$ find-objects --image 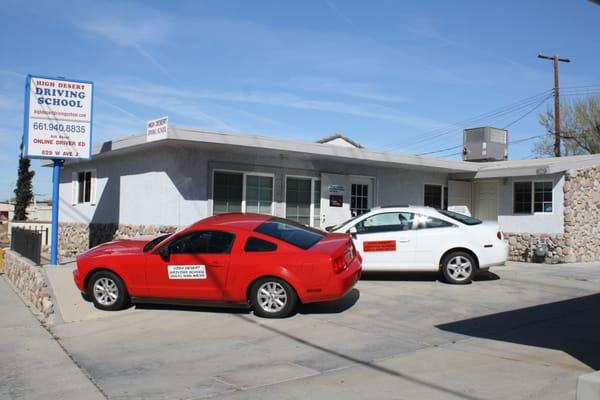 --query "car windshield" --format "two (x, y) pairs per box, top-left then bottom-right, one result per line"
(255, 217), (324, 250)
(437, 210), (482, 226)
(143, 233), (172, 253)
